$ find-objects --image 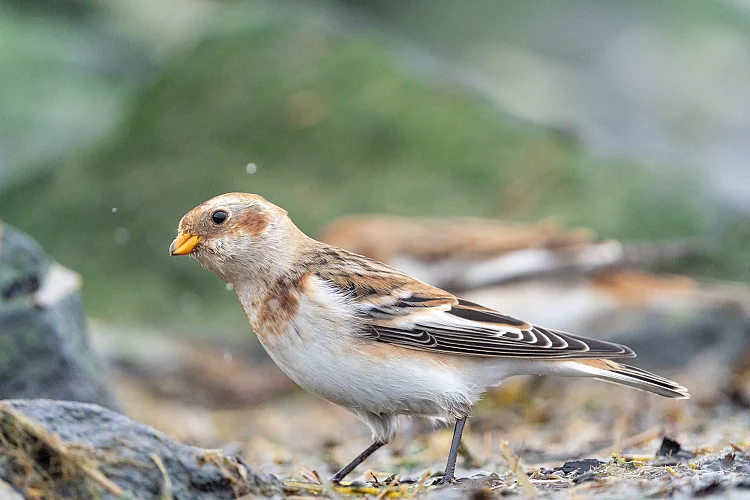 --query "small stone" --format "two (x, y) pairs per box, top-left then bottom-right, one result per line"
(555, 459), (605, 475)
